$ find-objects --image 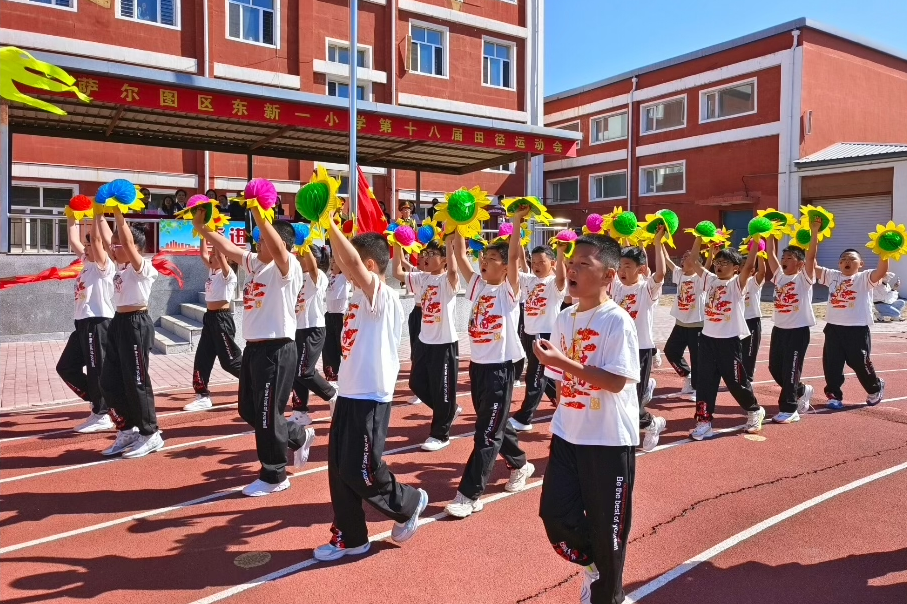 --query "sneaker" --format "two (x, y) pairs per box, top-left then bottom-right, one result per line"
(745, 407), (766, 434)
(796, 385), (814, 414)
(505, 462), (535, 493)
(289, 410), (312, 426)
(74, 412), (114, 434)
(313, 541), (370, 561)
(679, 376), (695, 395)
(772, 411), (800, 424)
(690, 421), (713, 441)
(508, 417), (533, 432)
(445, 492), (484, 518)
(409, 395), (422, 405)
(183, 395), (213, 411)
(421, 437), (449, 452)
(102, 427), (140, 456)
(454, 406), (463, 419)
(513, 380), (524, 389)
(242, 478), (290, 497)
(391, 488), (429, 543)
(121, 431), (165, 459)
(654, 350), (663, 368)
(329, 381), (338, 391)
(292, 428), (316, 469)
(642, 416), (667, 452)
(329, 396), (336, 417)
(827, 399), (845, 410)
(580, 564), (599, 604)
(867, 379), (886, 406)
(642, 378), (656, 405)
